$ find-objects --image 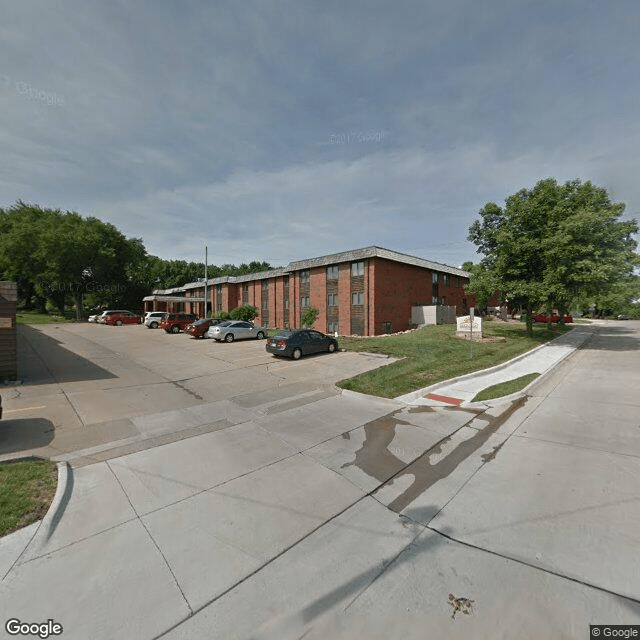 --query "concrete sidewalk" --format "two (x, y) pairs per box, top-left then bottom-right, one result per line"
(4, 320), (638, 640)
(397, 323), (594, 407)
